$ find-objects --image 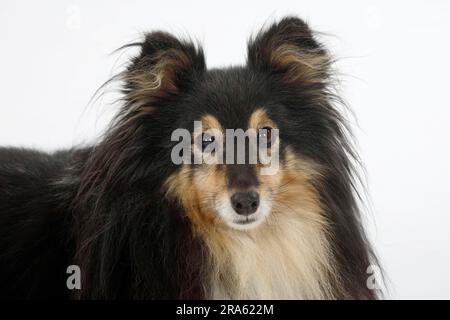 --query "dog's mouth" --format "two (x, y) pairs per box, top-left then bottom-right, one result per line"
(233, 217), (257, 225)
(229, 215), (265, 230)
